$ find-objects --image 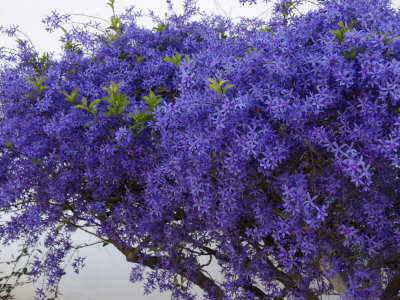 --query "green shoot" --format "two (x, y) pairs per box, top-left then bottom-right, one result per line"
(27, 76), (48, 98)
(329, 20), (358, 45)
(154, 23), (166, 32)
(143, 90), (163, 109)
(59, 88), (79, 104)
(164, 54), (183, 67)
(207, 77), (234, 98)
(136, 55), (144, 63)
(102, 81), (130, 116)
(73, 96), (101, 116)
